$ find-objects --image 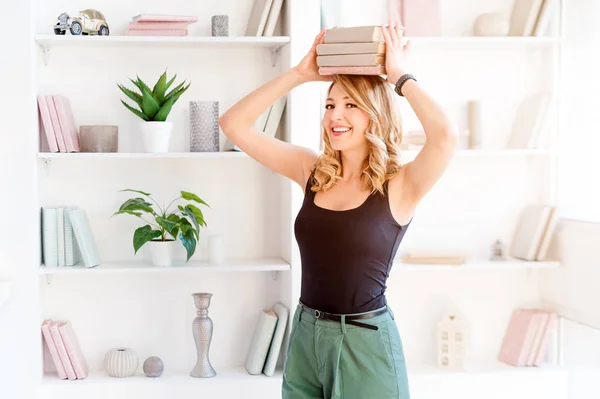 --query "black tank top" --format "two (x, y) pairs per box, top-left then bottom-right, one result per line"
(294, 171), (411, 314)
